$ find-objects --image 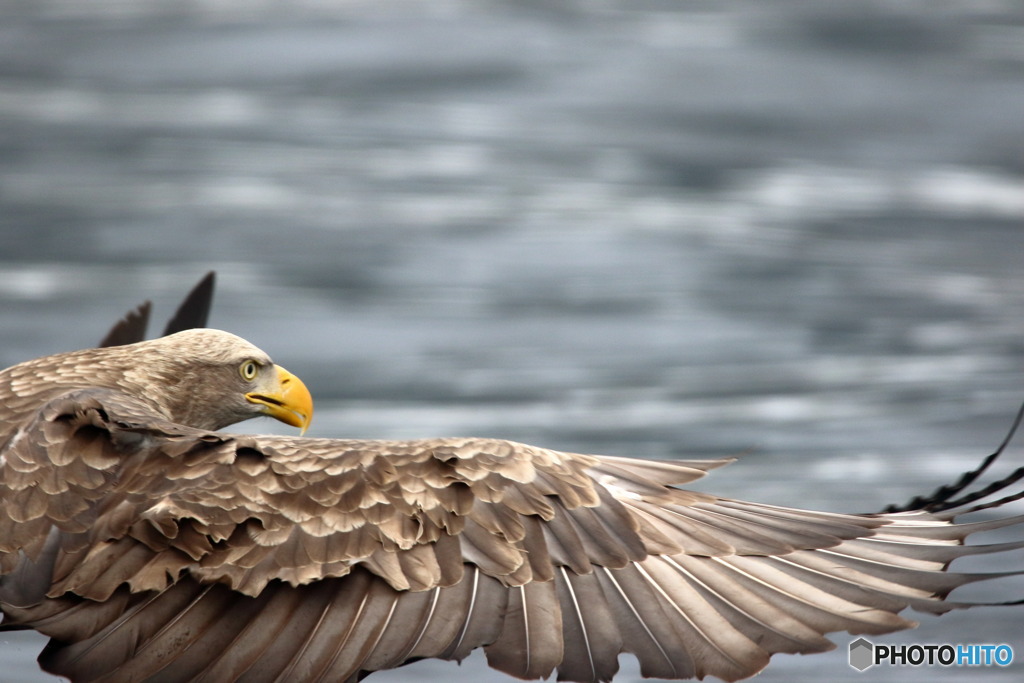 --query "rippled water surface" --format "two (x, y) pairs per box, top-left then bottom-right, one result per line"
(1, 1), (1023, 681)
